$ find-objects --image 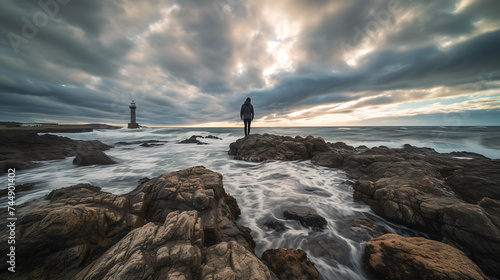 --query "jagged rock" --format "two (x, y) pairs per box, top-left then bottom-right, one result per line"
(137, 177), (150, 184)
(283, 206), (327, 230)
(77, 210), (204, 279)
(127, 166), (253, 250)
(73, 149), (116, 166)
(202, 241), (278, 280)
(364, 234), (487, 280)
(261, 248), (318, 280)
